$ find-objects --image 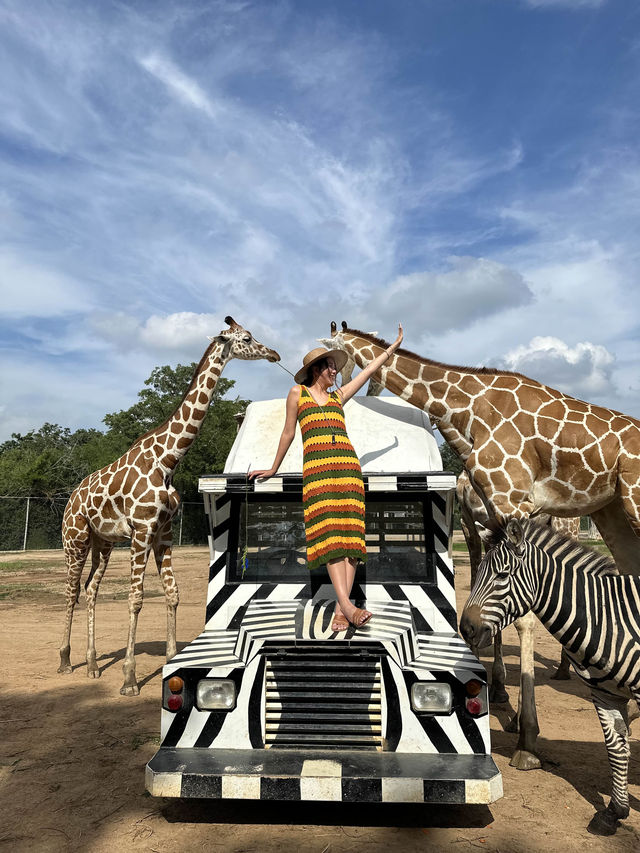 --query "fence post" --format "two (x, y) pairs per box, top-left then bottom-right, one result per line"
(23, 496), (31, 551)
